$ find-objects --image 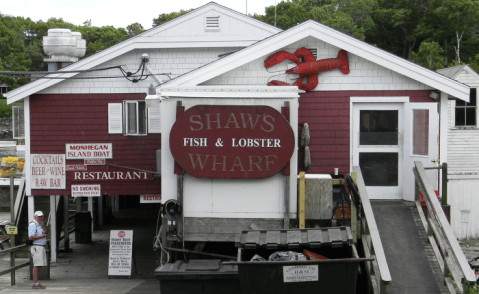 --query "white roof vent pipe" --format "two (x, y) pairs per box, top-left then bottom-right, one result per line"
(43, 28), (86, 71)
